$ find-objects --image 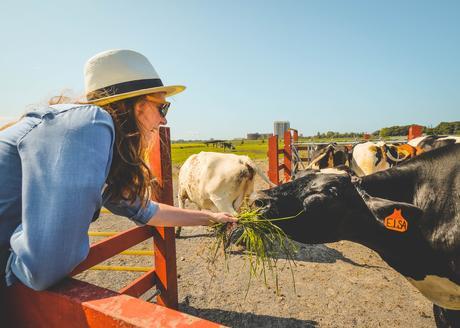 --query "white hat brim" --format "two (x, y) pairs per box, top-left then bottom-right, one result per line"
(87, 85), (186, 106)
